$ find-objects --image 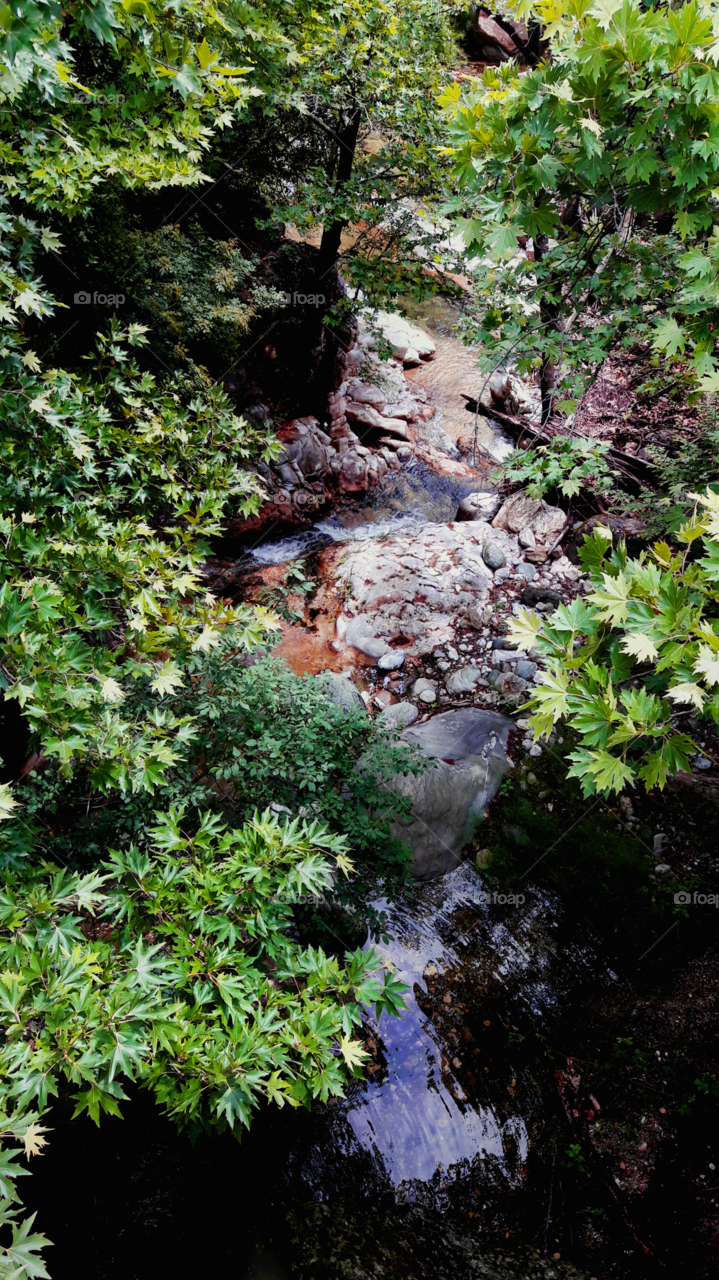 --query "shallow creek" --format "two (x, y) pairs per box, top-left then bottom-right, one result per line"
(26, 324), (602, 1280)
